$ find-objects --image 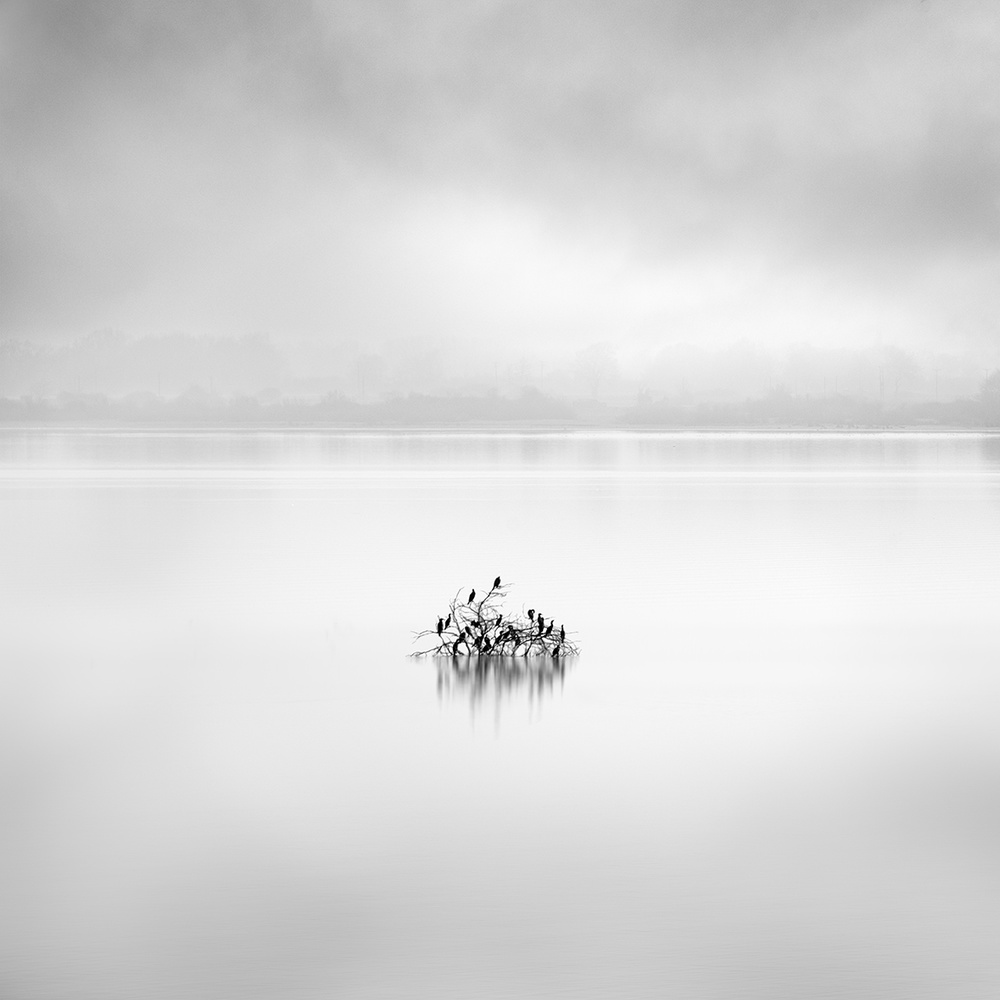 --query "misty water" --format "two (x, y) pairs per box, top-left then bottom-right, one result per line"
(2, 429), (1000, 999)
